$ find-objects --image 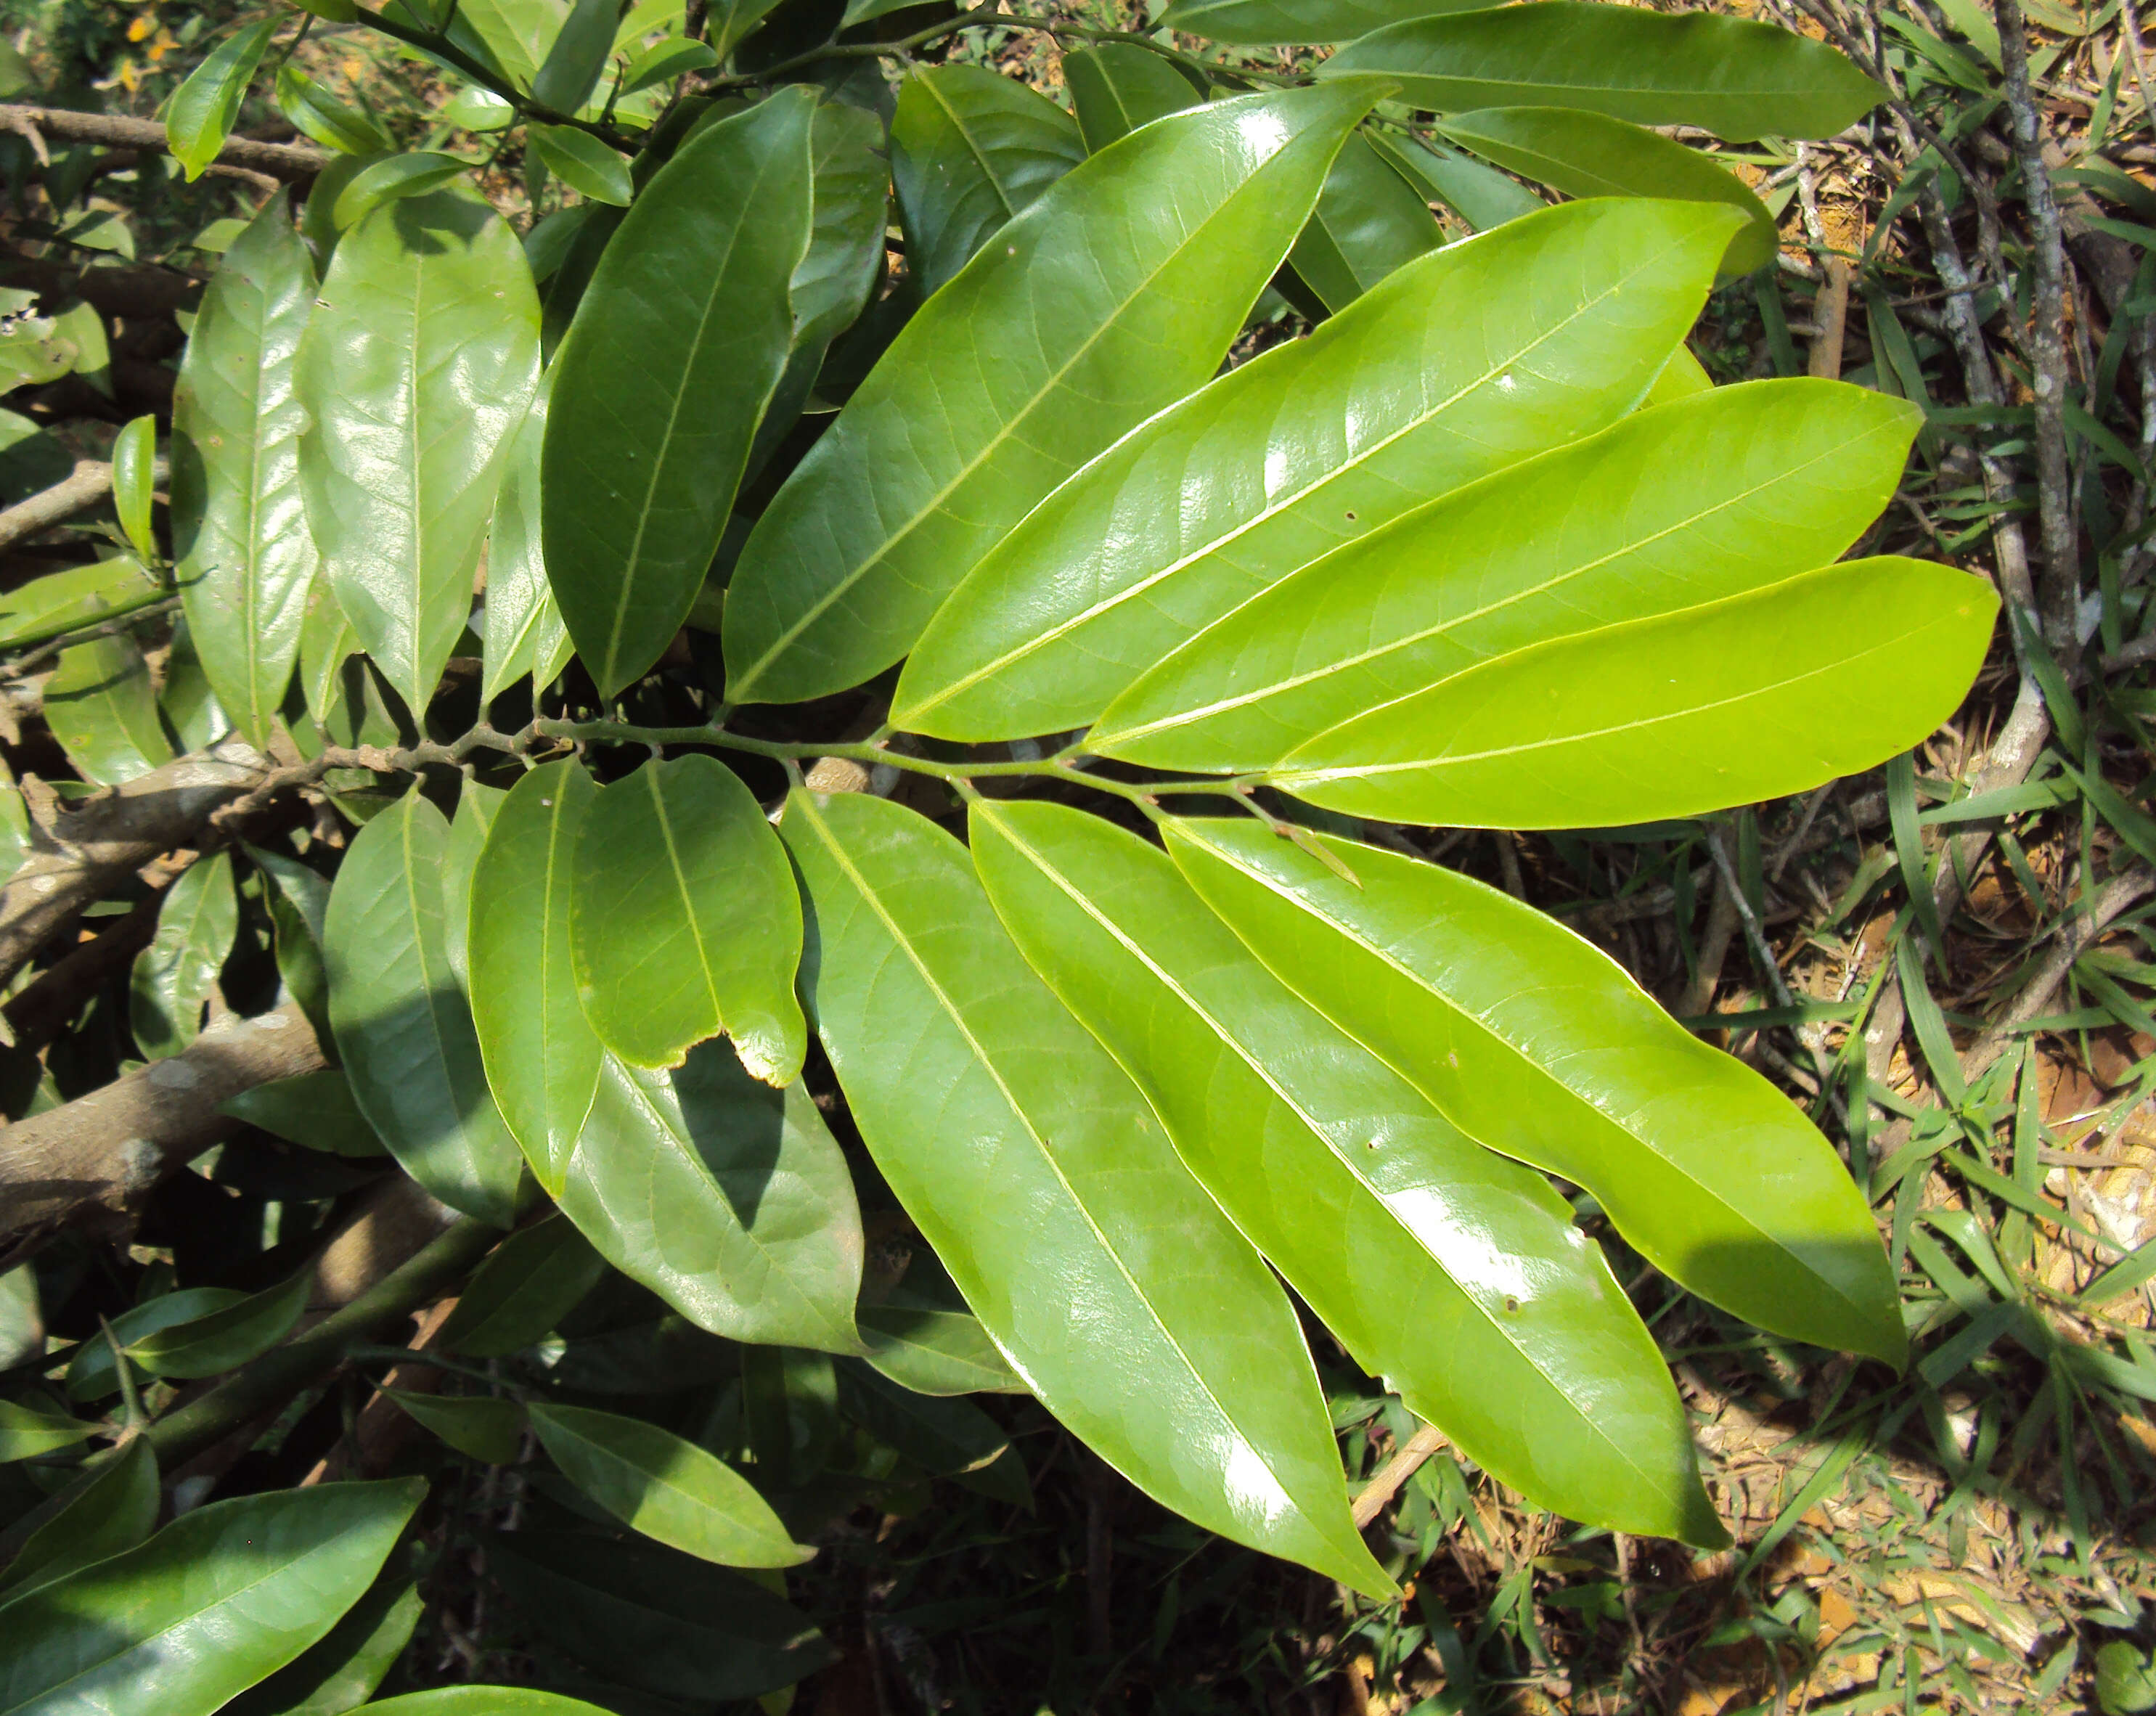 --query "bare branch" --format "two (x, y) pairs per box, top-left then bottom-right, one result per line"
(0, 105), (329, 181)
